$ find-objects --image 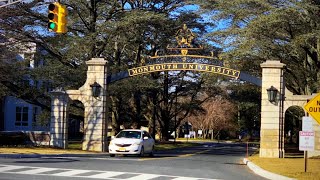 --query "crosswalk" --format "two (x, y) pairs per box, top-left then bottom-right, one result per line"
(0, 164), (221, 180)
